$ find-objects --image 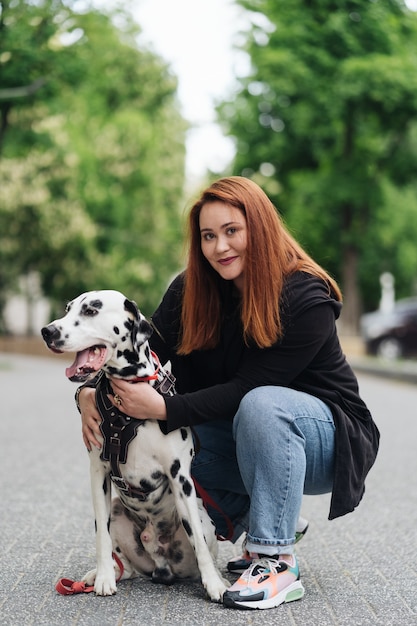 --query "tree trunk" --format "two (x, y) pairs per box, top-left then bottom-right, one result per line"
(339, 244), (361, 335)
